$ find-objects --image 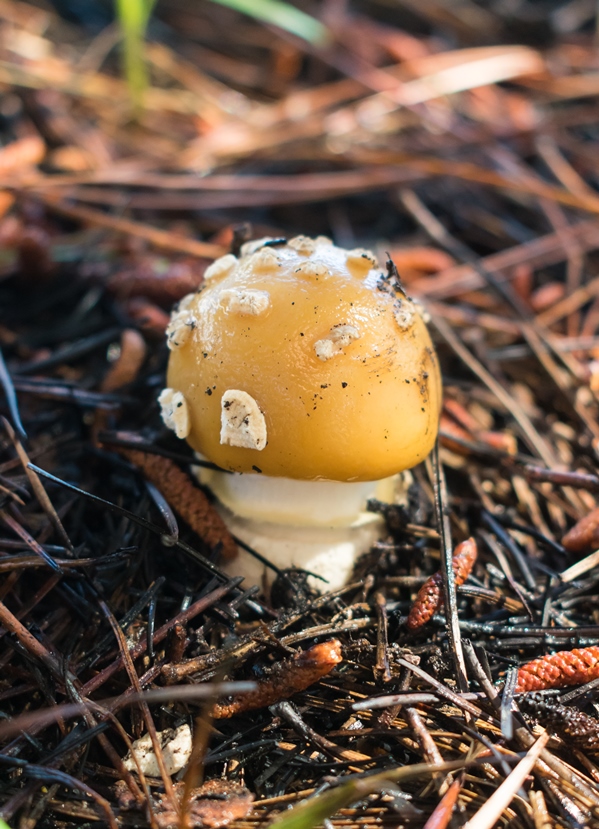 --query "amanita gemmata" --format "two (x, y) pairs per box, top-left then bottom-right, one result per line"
(159, 235), (442, 592)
